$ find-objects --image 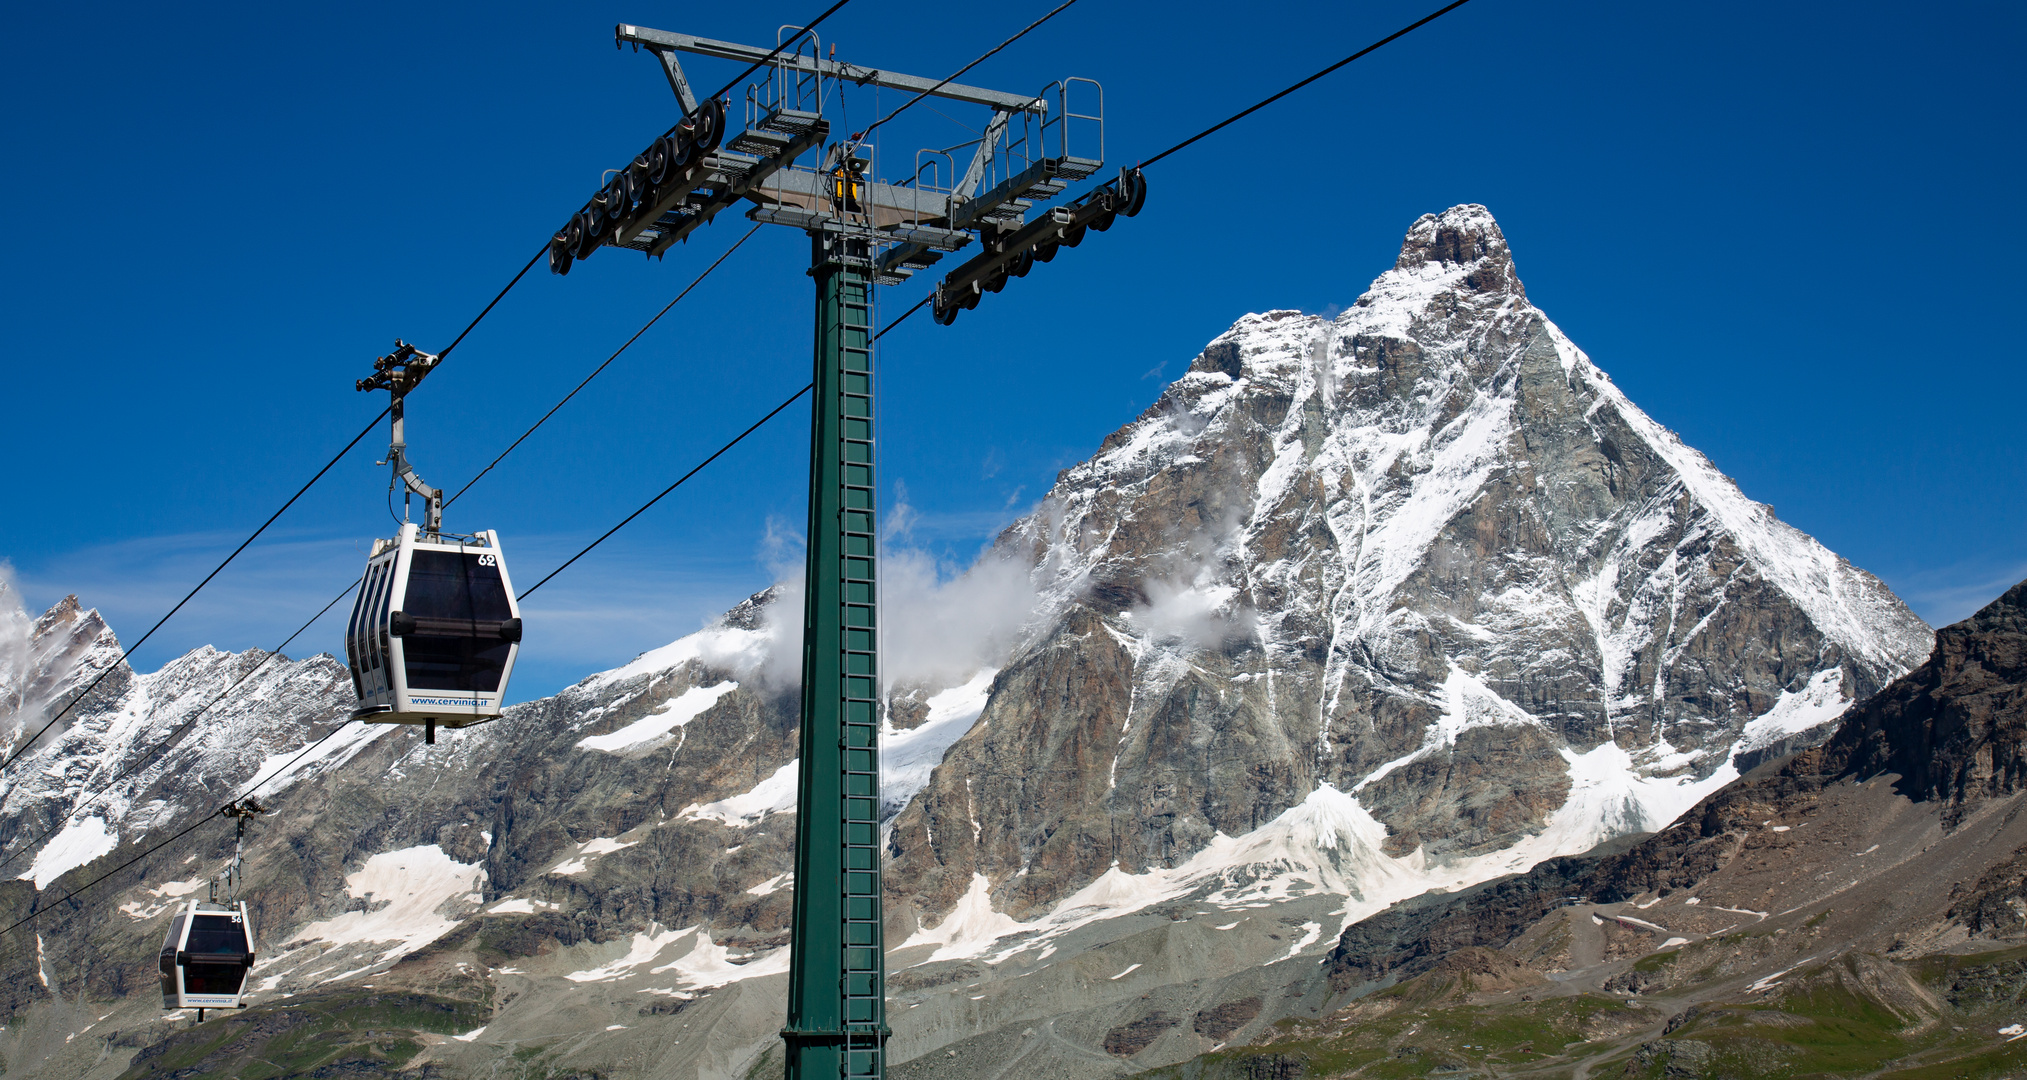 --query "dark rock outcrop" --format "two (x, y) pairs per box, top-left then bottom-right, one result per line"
(1822, 578), (2027, 822)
